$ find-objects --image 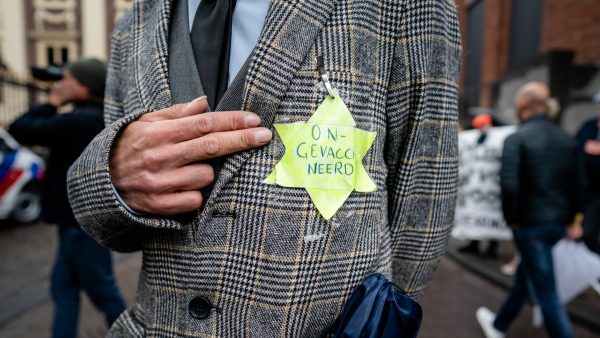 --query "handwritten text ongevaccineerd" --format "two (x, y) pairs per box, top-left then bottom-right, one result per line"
(294, 124), (357, 176)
